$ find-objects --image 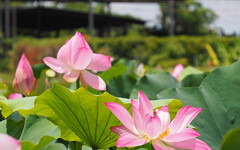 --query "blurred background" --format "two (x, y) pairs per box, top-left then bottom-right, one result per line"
(0, 0), (240, 91)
